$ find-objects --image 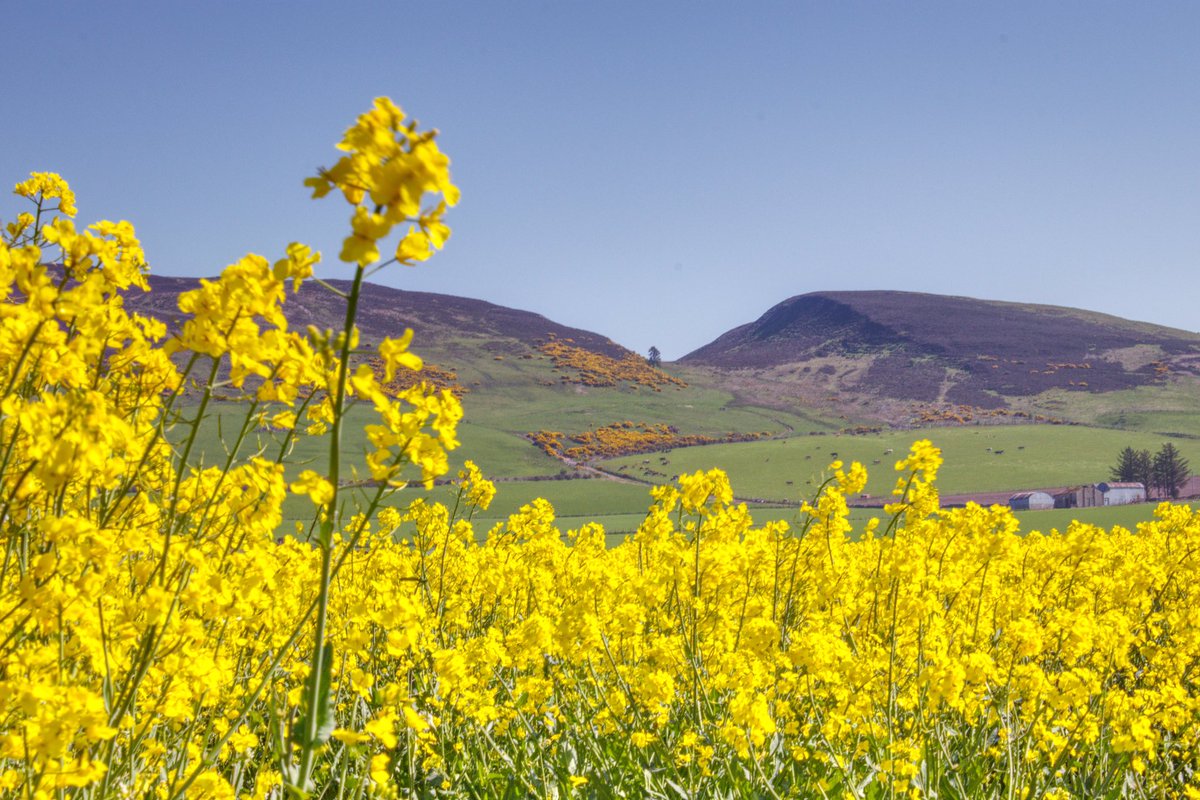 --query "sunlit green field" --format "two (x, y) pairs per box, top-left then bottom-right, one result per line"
(1034, 383), (1200, 435)
(408, 474), (1190, 539)
(183, 400), (1198, 540)
(601, 424), (1200, 500)
(185, 375), (839, 480)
